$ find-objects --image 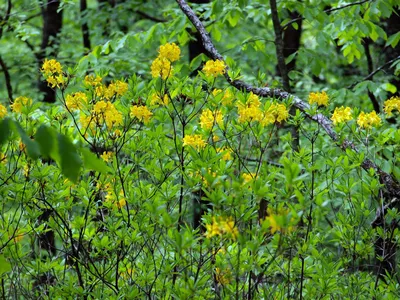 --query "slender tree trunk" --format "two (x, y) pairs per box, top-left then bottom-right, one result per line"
(0, 0), (13, 103)
(38, 0), (63, 103)
(80, 0), (91, 54)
